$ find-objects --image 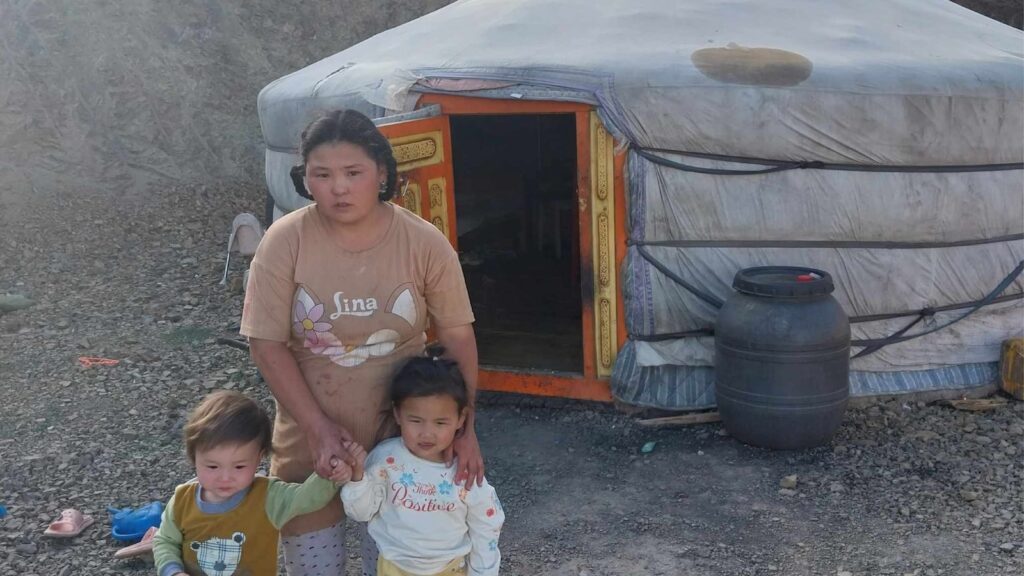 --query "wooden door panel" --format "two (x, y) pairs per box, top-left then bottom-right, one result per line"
(377, 116), (457, 249)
